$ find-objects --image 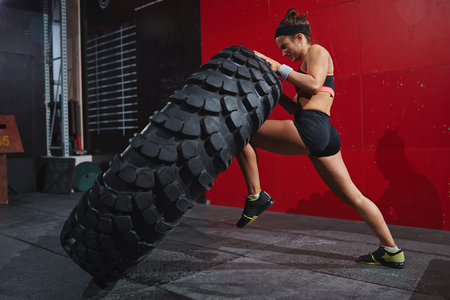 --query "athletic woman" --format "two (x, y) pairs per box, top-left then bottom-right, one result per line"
(235, 8), (405, 268)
